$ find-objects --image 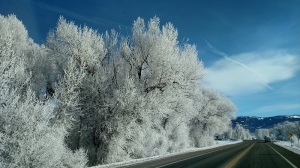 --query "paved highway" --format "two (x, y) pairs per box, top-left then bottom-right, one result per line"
(124, 140), (300, 168)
